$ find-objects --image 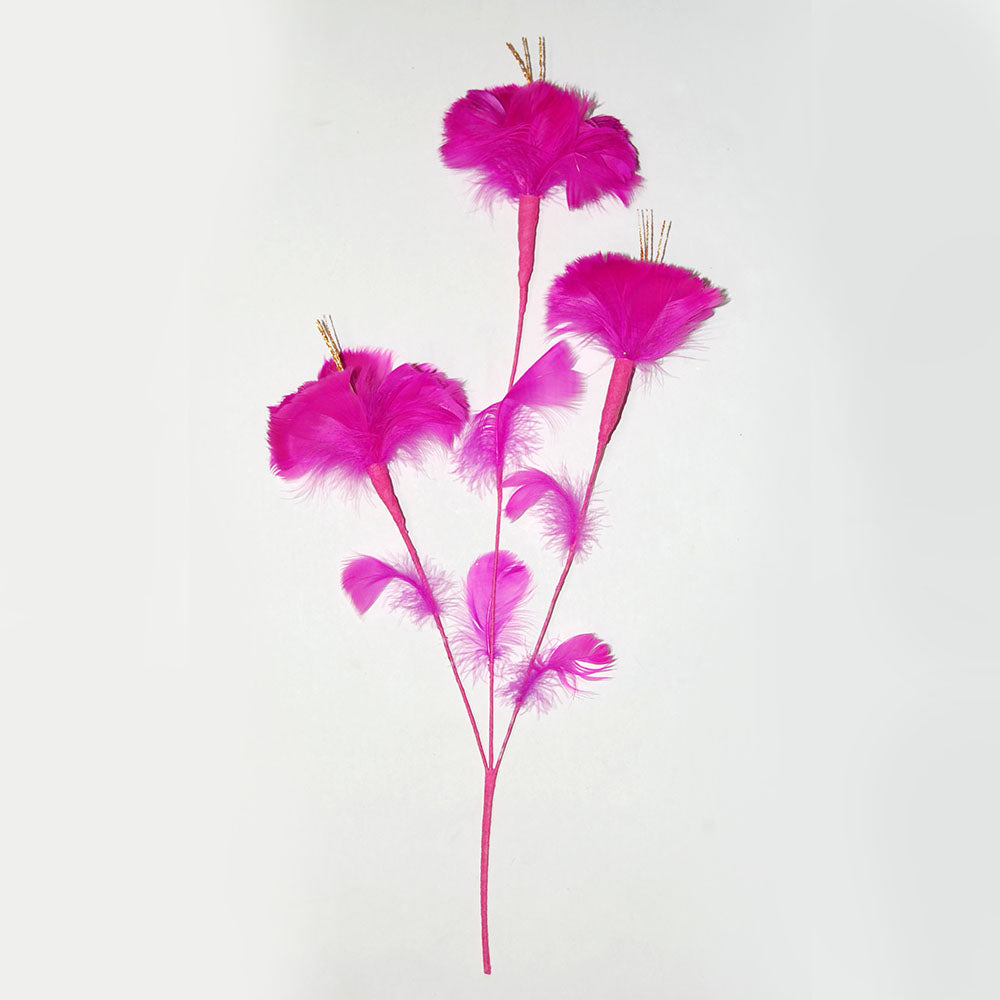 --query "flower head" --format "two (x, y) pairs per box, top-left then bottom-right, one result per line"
(546, 213), (728, 370)
(268, 325), (469, 492)
(440, 39), (641, 209)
